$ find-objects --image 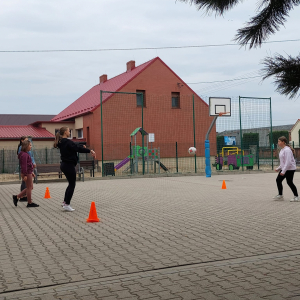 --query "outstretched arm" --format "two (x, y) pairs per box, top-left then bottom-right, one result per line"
(68, 140), (96, 158)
